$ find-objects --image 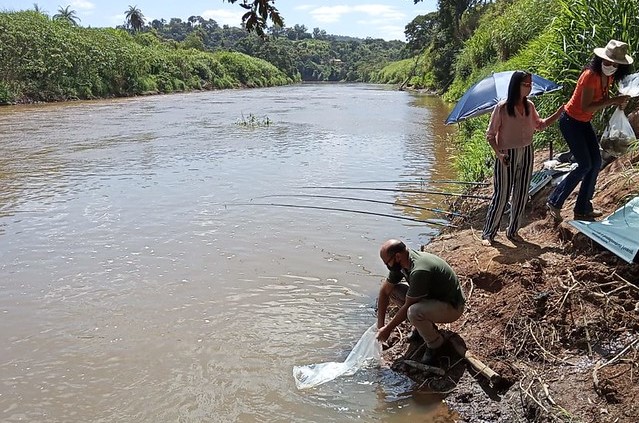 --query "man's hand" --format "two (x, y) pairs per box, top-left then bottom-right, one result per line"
(376, 325), (392, 343)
